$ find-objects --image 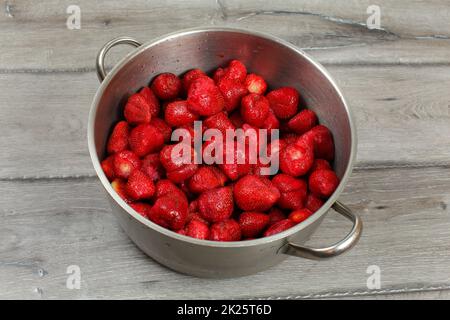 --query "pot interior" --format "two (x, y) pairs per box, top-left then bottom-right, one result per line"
(93, 29), (353, 179)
